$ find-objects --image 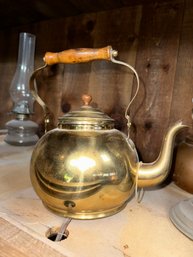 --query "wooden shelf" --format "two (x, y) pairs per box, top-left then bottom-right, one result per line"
(0, 0), (176, 30)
